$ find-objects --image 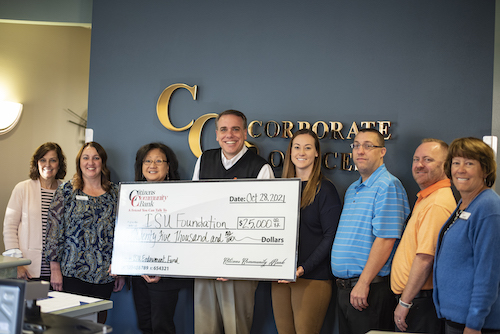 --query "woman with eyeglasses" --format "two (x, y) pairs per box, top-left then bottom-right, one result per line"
(272, 129), (342, 334)
(45, 142), (125, 323)
(131, 142), (190, 334)
(3, 142), (66, 281)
